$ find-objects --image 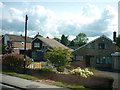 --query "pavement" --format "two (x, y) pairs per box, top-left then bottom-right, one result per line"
(0, 73), (69, 90)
